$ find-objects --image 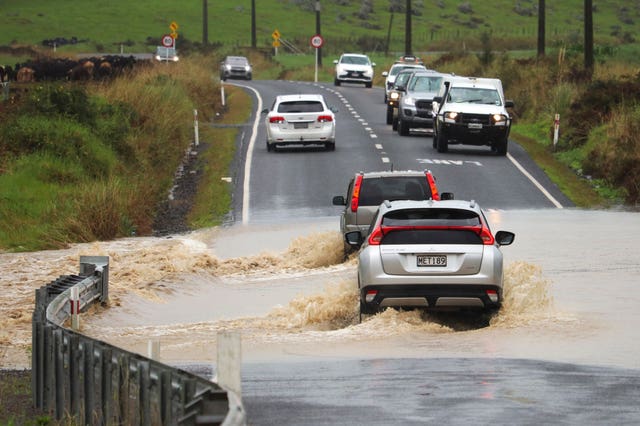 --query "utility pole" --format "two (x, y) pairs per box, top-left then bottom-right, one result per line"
(537, 0), (545, 57)
(251, 0), (257, 48)
(405, 0), (412, 55)
(316, 1), (322, 66)
(202, 0), (208, 44)
(584, 0), (594, 72)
